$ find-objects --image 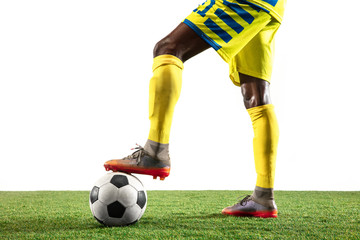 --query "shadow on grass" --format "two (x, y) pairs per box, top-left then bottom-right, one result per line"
(0, 216), (101, 234)
(175, 213), (228, 219)
(2, 210), (272, 238)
